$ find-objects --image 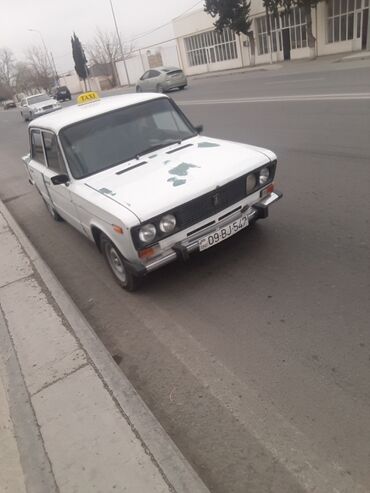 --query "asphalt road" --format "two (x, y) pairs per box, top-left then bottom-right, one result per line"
(1, 59), (370, 493)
